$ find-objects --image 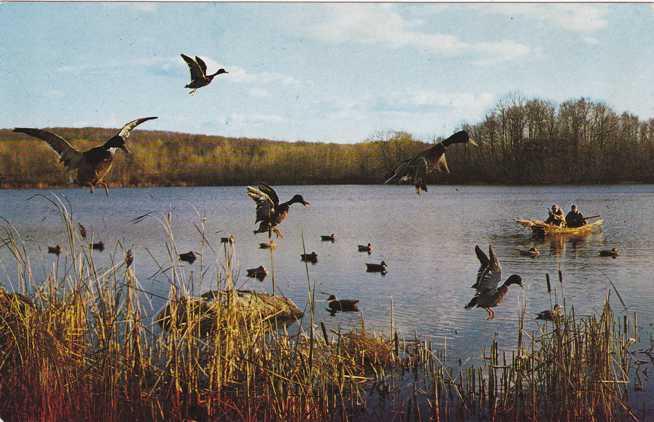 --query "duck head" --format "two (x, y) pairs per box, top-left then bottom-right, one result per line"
(327, 295), (336, 302)
(105, 136), (130, 154)
(504, 274), (523, 287)
(444, 130), (478, 147)
(290, 194), (310, 206)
